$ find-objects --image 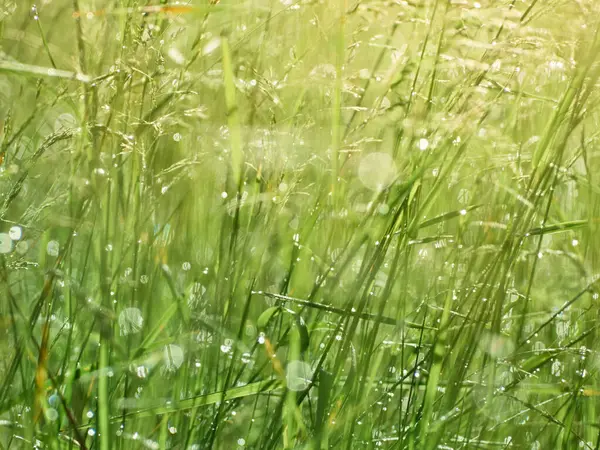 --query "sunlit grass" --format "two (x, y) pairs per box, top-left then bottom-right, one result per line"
(1, 0), (600, 449)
